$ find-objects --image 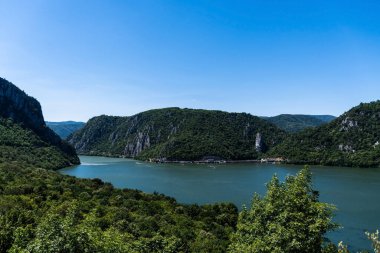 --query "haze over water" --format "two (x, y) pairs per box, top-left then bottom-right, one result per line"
(60, 156), (380, 252)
